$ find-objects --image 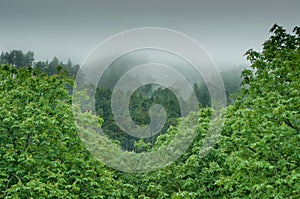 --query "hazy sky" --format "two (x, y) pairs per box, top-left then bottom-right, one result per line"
(0, 0), (299, 67)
